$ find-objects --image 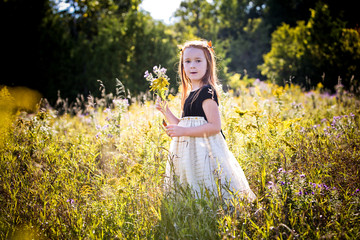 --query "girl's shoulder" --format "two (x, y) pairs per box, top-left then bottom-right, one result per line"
(198, 84), (218, 103)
